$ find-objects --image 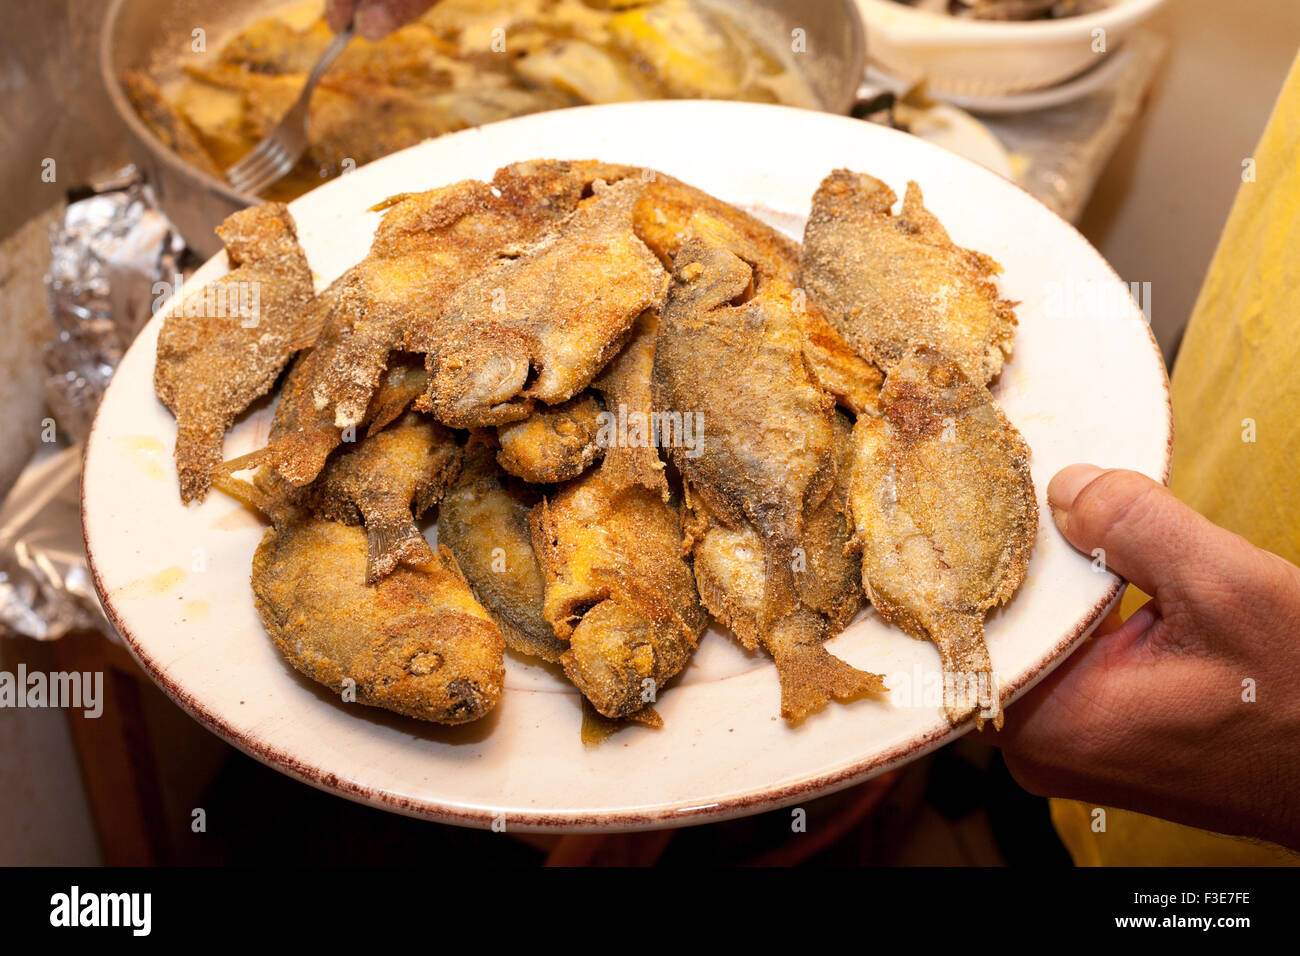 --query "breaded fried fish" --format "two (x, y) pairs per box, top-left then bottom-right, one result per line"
(794, 410), (866, 629)
(653, 236), (836, 630)
(254, 522), (503, 724)
(531, 461), (706, 719)
(688, 412), (884, 723)
(590, 310), (669, 497)
(124, 70), (223, 179)
(847, 345), (1037, 727)
(415, 177), (666, 427)
(628, 170), (882, 415)
(801, 169), (1017, 387)
(215, 474), (505, 725)
(154, 203), (314, 502)
(221, 343), (429, 493)
(313, 412), (462, 584)
(496, 391), (606, 484)
(283, 160), (599, 475)
(438, 441), (567, 664)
